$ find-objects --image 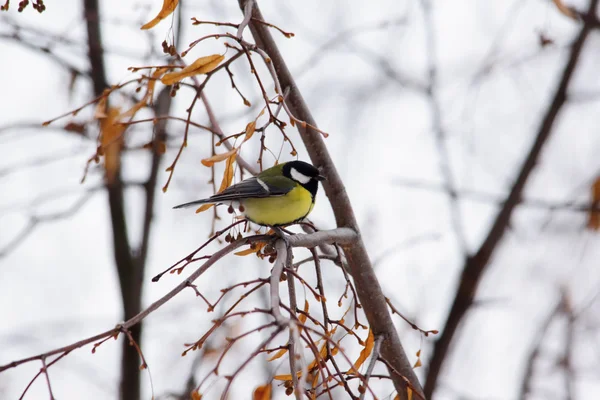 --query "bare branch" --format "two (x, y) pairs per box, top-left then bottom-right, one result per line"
(236, 0), (254, 39)
(270, 238), (289, 326)
(286, 228), (357, 248)
(360, 335), (384, 400)
(200, 92), (259, 176)
(284, 249), (303, 400)
(0, 234), (265, 373)
(238, 2), (423, 397)
(41, 357), (56, 400)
